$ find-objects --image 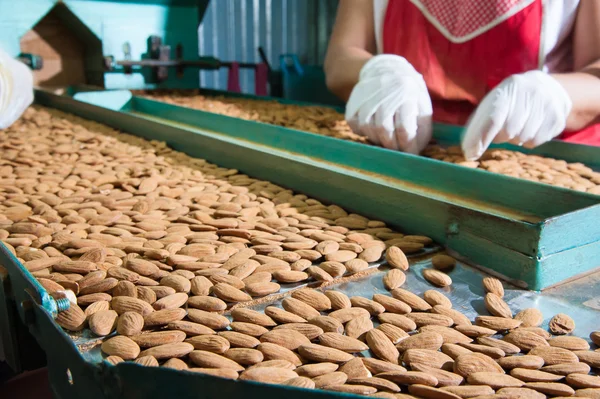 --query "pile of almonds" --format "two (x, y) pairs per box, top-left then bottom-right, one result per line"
(2, 106), (600, 398)
(423, 146), (600, 195)
(136, 90), (366, 143)
(139, 91), (600, 194)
